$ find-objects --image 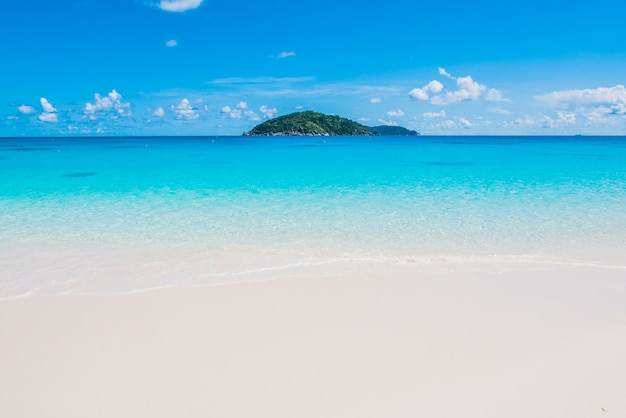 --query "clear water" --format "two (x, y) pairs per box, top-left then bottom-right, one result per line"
(1, 136), (625, 297)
